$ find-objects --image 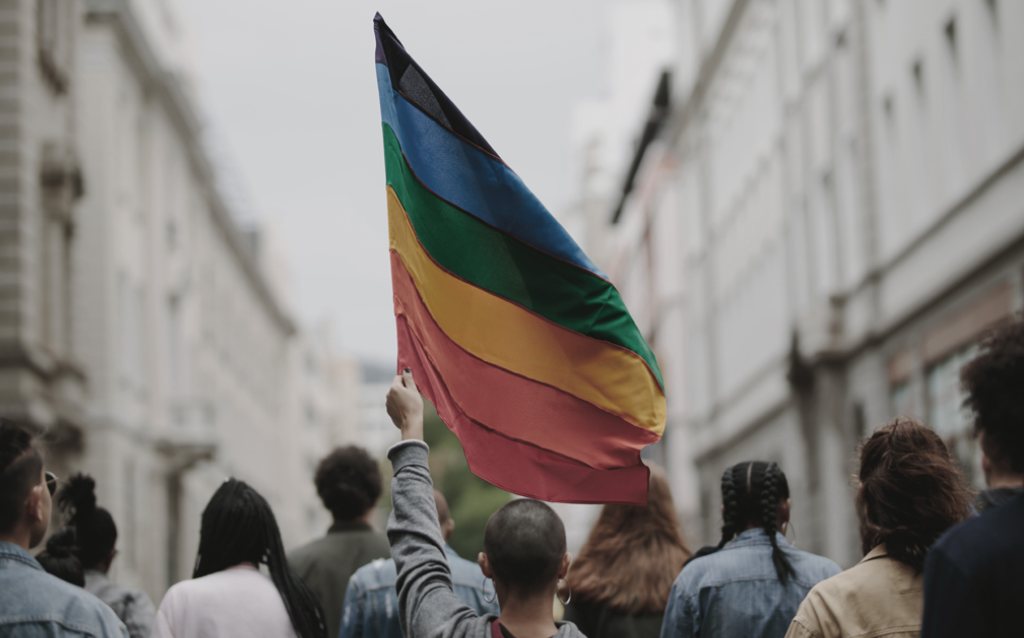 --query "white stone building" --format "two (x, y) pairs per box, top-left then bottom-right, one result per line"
(600, 0), (1024, 566)
(0, 0), (364, 604)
